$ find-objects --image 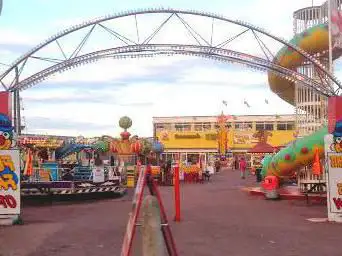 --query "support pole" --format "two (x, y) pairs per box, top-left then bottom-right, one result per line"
(12, 90), (17, 133)
(142, 195), (165, 256)
(16, 90), (21, 135)
(13, 67), (20, 134)
(174, 157), (181, 222)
